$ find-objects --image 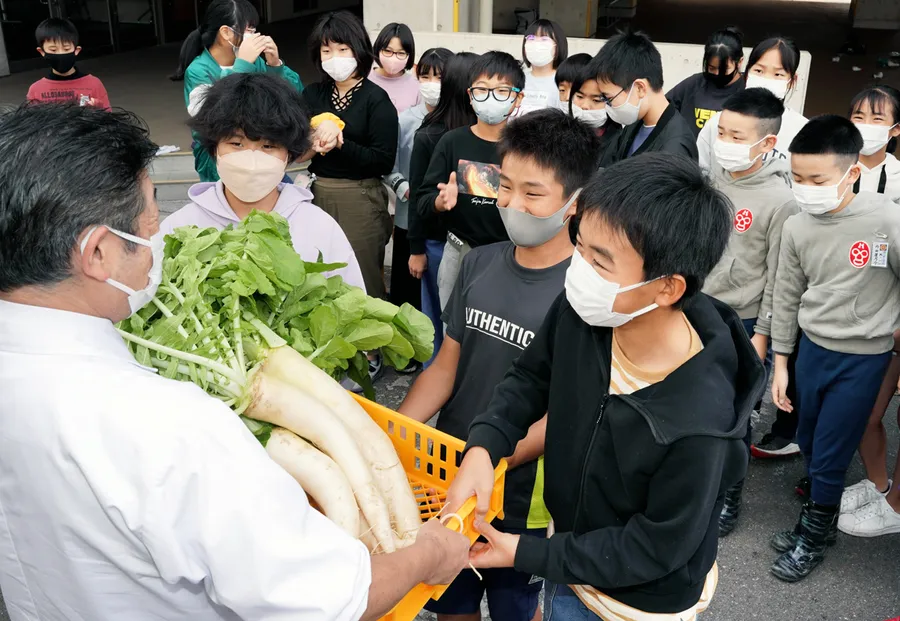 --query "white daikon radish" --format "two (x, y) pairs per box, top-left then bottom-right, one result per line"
(266, 428), (360, 538)
(263, 347), (422, 546)
(247, 371), (396, 553)
(358, 510), (380, 554)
